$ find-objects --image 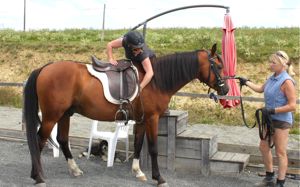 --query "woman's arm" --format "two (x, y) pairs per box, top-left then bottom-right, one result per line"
(106, 38), (123, 65)
(245, 81), (265, 93)
(275, 79), (296, 113)
(140, 57), (154, 90)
